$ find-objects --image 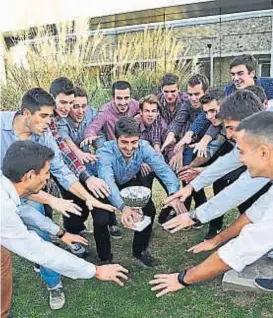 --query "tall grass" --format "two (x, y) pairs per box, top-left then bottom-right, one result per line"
(1, 18), (199, 110)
